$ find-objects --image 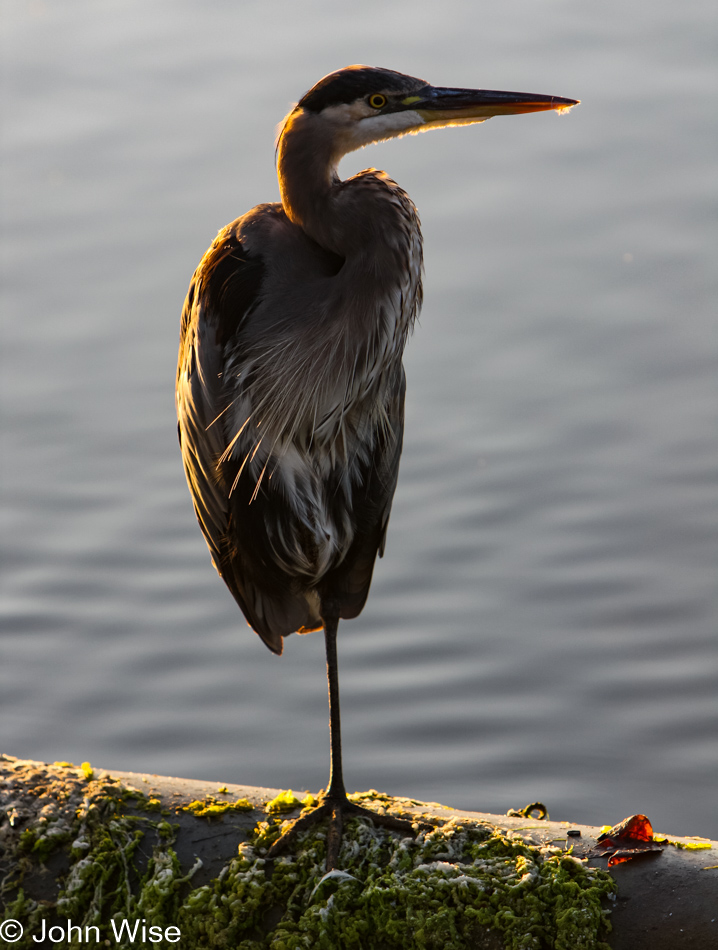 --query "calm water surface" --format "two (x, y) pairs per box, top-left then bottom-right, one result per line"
(2, 0), (717, 839)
